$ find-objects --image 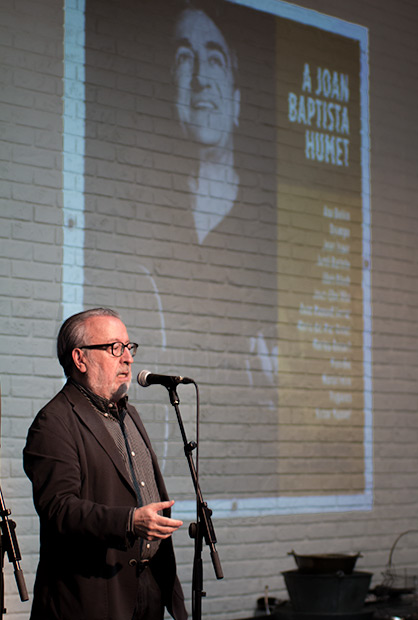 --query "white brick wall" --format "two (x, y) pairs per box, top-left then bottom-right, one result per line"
(1, 0), (64, 617)
(1, 0), (418, 618)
